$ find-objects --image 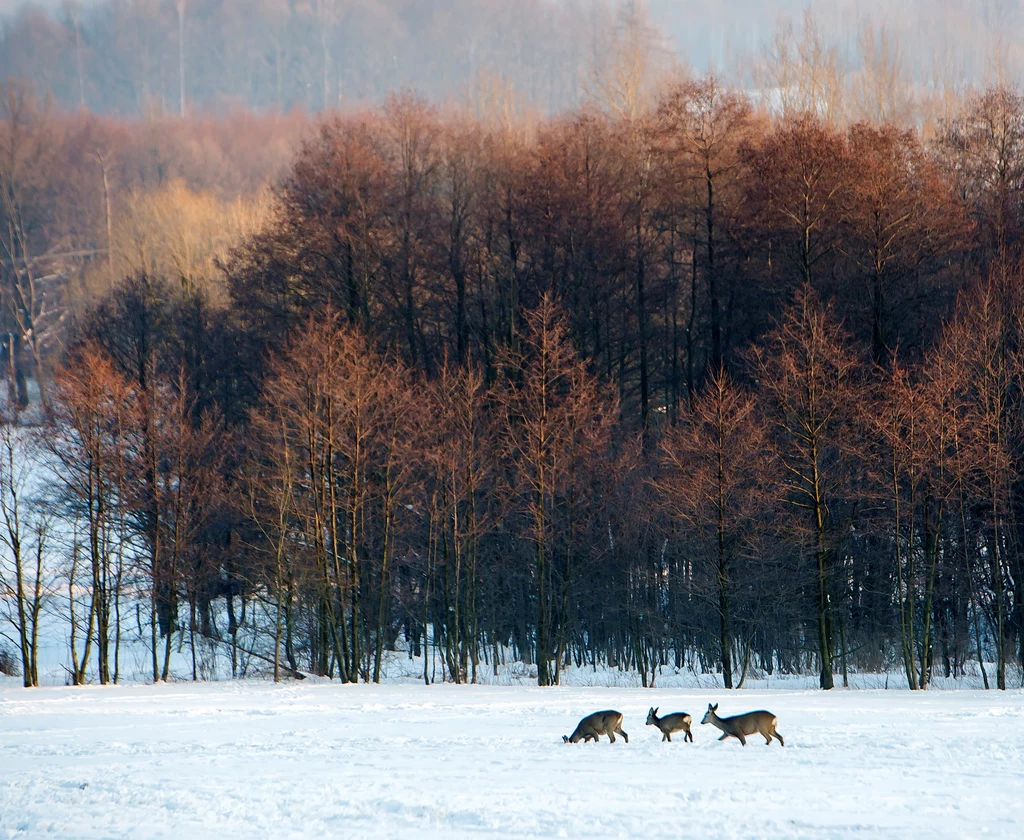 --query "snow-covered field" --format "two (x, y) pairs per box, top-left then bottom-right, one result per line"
(2, 681), (1023, 839)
